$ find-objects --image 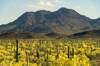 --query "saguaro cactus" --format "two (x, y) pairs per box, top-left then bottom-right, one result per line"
(26, 51), (29, 66)
(15, 39), (19, 62)
(56, 47), (59, 59)
(36, 48), (39, 59)
(72, 47), (74, 57)
(45, 50), (49, 66)
(68, 46), (70, 58)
